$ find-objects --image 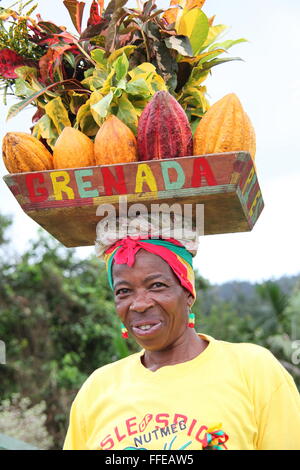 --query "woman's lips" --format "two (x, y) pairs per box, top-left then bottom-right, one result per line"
(132, 321), (163, 337)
